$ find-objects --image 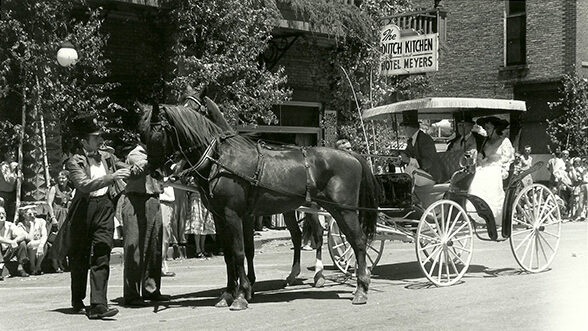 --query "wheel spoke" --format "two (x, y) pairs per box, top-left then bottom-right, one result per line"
(427, 248), (442, 277)
(514, 230), (534, 252)
(520, 232), (534, 265)
(332, 242), (347, 250)
(453, 235), (472, 242)
(541, 229), (560, 239)
(446, 209), (465, 238)
(366, 252), (375, 265)
(440, 204), (445, 235)
(448, 221), (468, 239)
(444, 250), (451, 281)
(445, 205), (454, 234)
(419, 233), (441, 244)
(452, 245), (472, 254)
(422, 245), (443, 264)
(528, 233), (537, 269)
(512, 228), (533, 236)
(437, 249), (444, 281)
(537, 232), (556, 253)
(419, 242), (442, 251)
(449, 251), (460, 274)
(536, 232), (549, 264)
(431, 209), (442, 236)
(537, 205), (558, 226)
(448, 248), (467, 266)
